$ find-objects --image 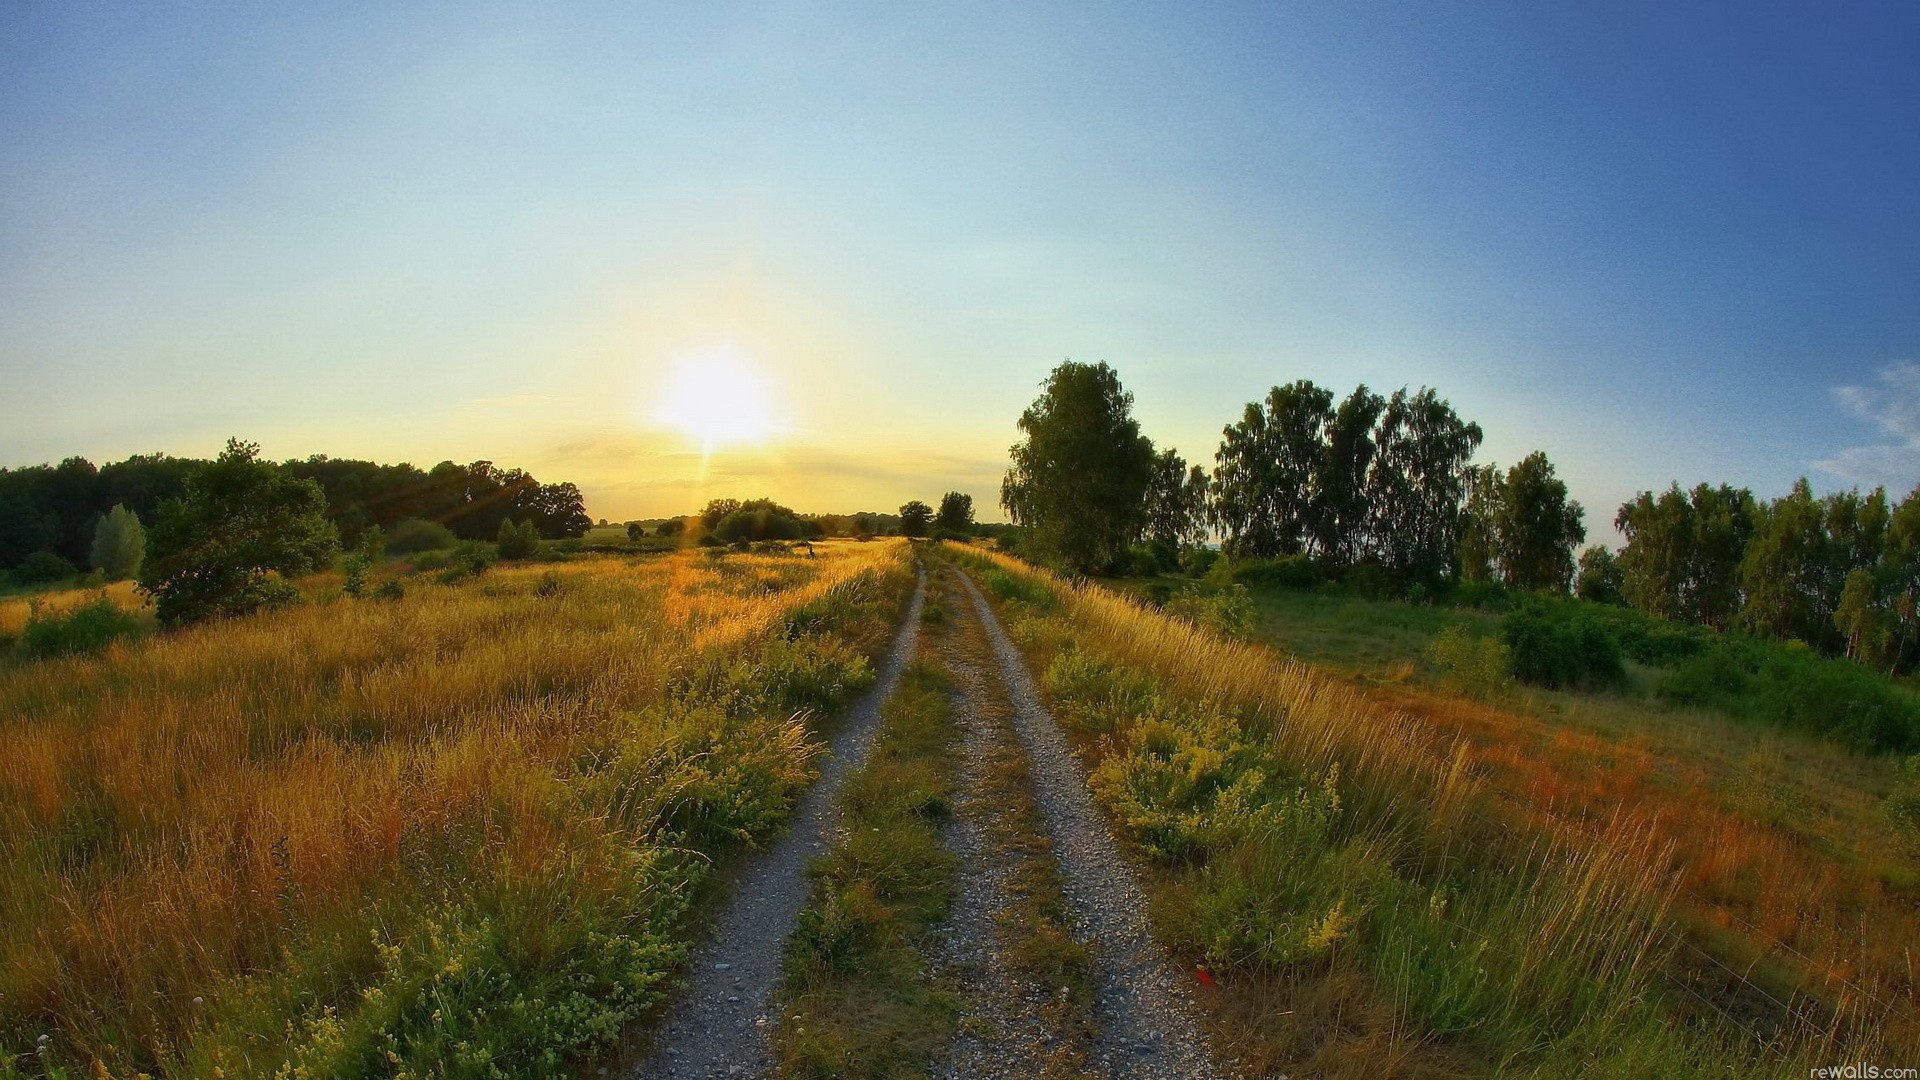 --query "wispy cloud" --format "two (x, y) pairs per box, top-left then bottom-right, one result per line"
(1817, 361), (1920, 490)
